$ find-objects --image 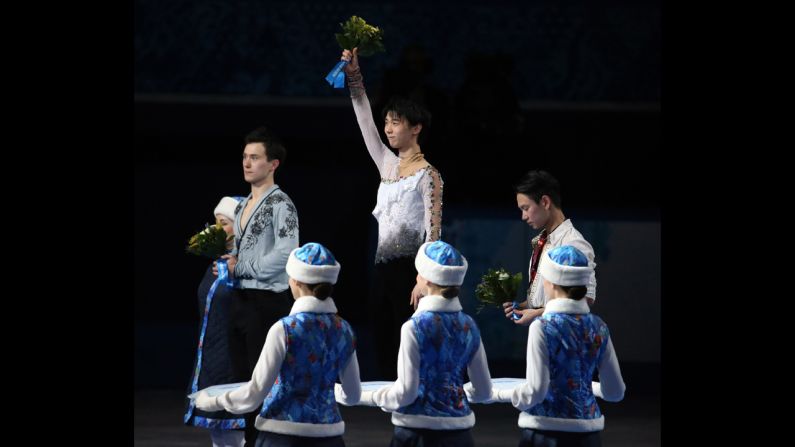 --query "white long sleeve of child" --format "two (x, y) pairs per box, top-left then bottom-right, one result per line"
(591, 337), (625, 402)
(369, 321), (421, 411)
(498, 320), (550, 411)
(334, 354), (362, 405)
(463, 342), (494, 403)
(197, 322), (286, 413)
